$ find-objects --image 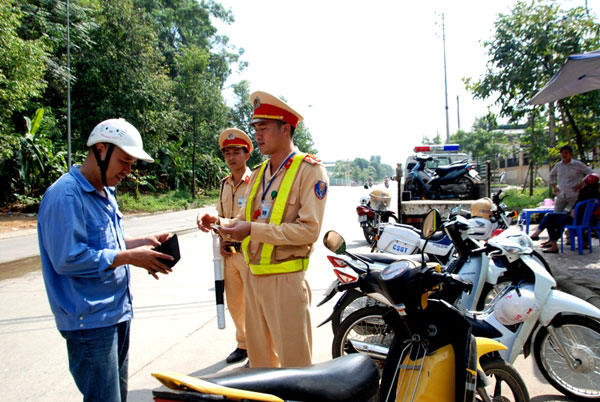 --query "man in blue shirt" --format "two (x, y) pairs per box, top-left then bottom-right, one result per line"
(38, 118), (174, 402)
